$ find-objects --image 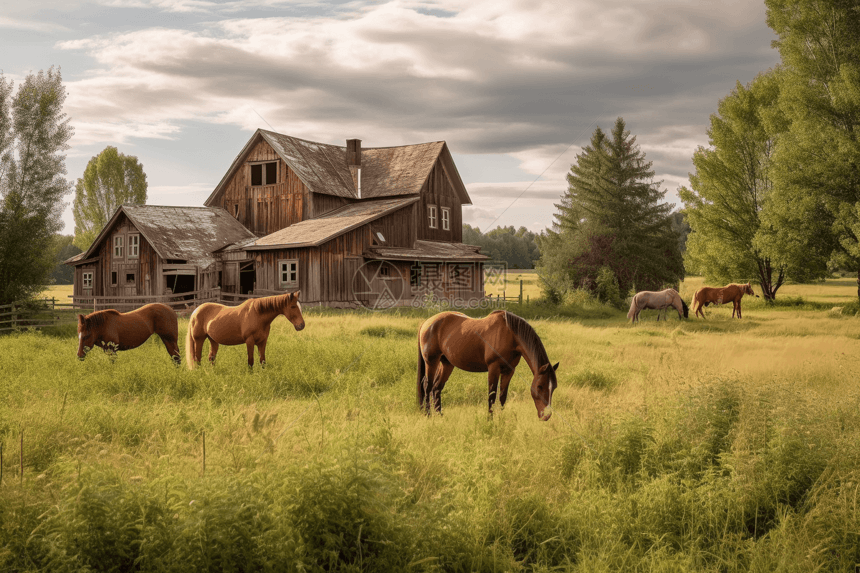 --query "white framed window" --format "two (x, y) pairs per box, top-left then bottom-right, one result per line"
(251, 161), (278, 186)
(441, 207), (450, 231)
(83, 272), (93, 289)
(278, 259), (298, 288)
(128, 234), (139, 258)
(114, 236), (123, 258)
(428, 205), (437, 229)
